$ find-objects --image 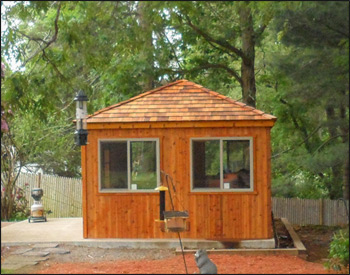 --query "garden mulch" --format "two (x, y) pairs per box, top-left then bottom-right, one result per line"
(1, 219), (347, 274)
